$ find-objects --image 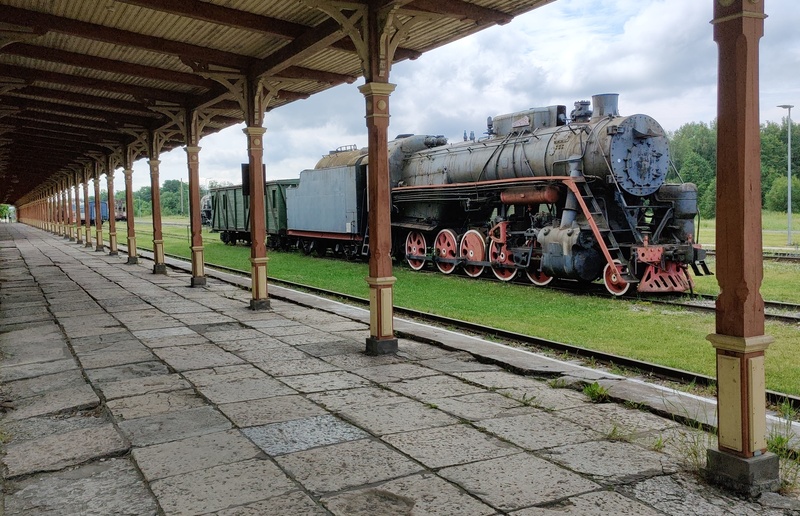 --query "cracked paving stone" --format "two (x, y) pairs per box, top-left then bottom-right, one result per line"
(243, 414), (369, 455)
